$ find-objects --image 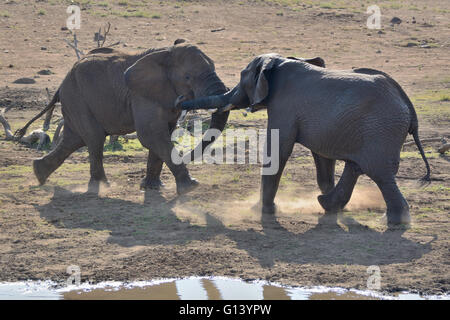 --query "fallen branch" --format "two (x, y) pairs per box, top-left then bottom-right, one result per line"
(122, 134), (138, 142)
(1, 108), (50, 149)
(105, 41), (121, 48)
(51, 119), (64, 149)
(403, 137), (443, 147)
(43, 88), (54, 131)
(438, 144), (450, 154)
